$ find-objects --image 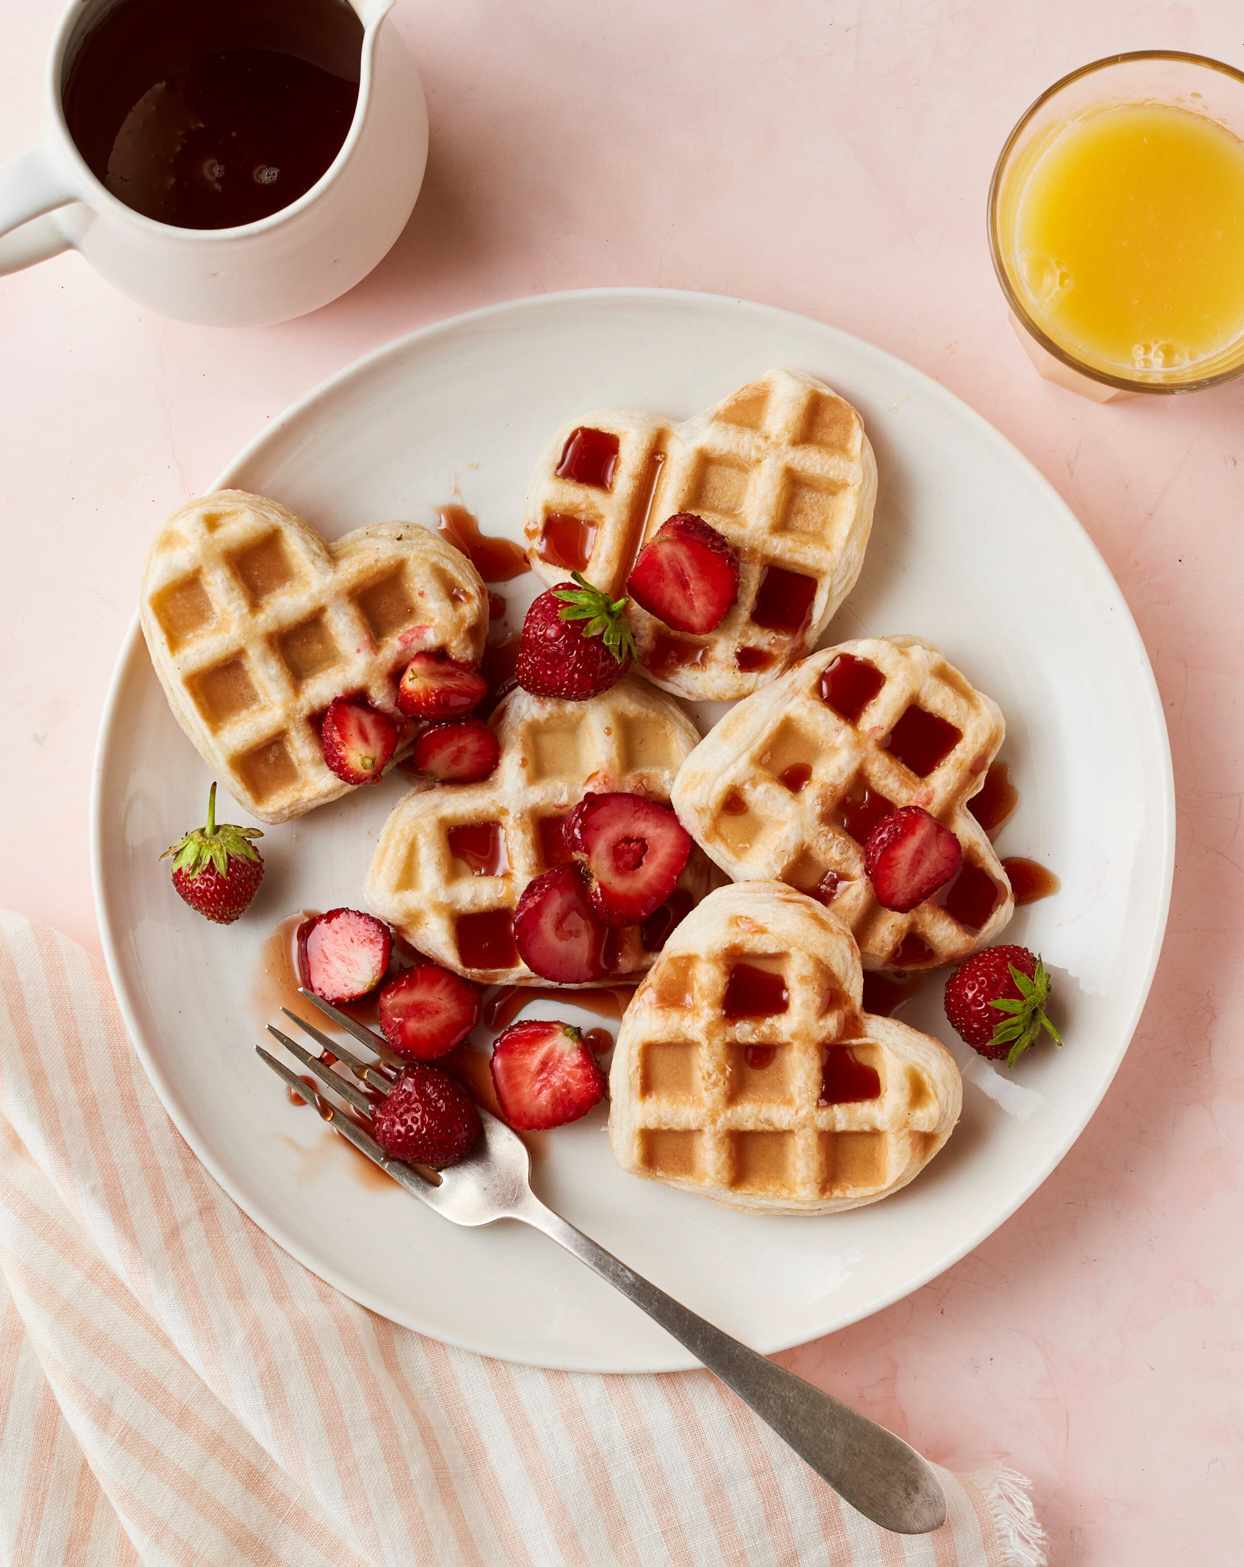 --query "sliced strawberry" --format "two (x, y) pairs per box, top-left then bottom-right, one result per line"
(626, 513), (739, 635)
(372, 1063), (483, 1168)
(567, 791), (692, 923)
(396, 652), (487, 719)
(863, 806), (963, 913)
(377, 964), (481, 1059)
(512, 864), (609, 982)
(490, 1019), (606, 1130)
(320, 696), (399, 785)
(297, 908), (392, 1003)
(410, 718), (500, 783)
